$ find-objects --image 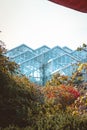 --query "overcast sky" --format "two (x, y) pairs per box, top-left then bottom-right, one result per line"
(0, 0), (87, 50)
